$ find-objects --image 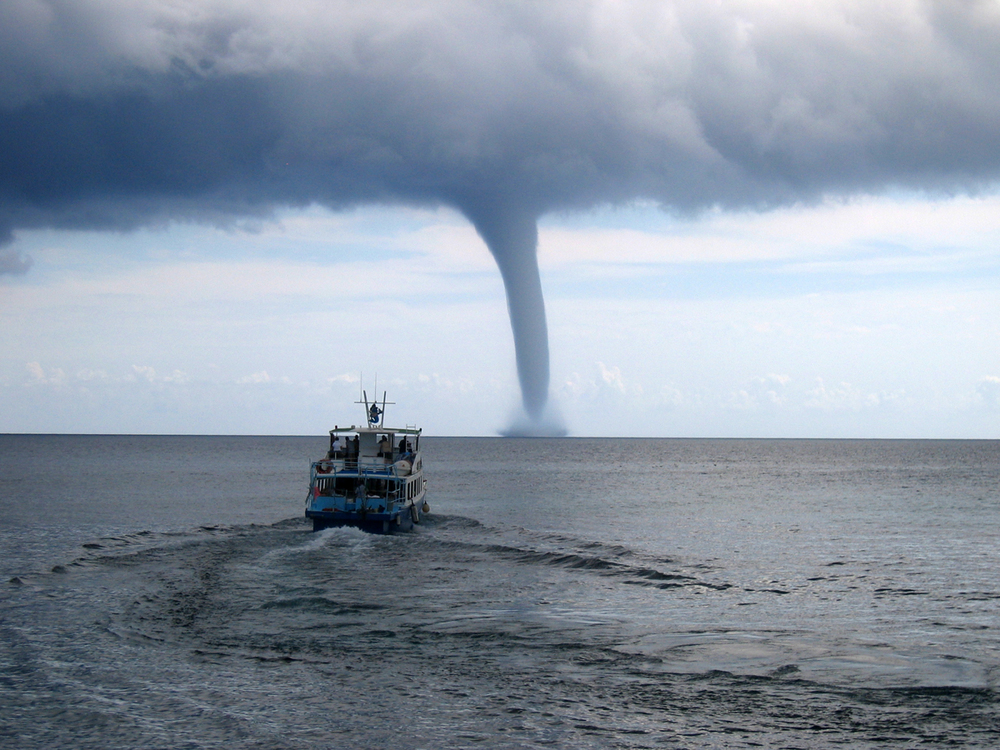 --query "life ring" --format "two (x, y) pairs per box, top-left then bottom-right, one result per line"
(316, 462), (332, 474)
